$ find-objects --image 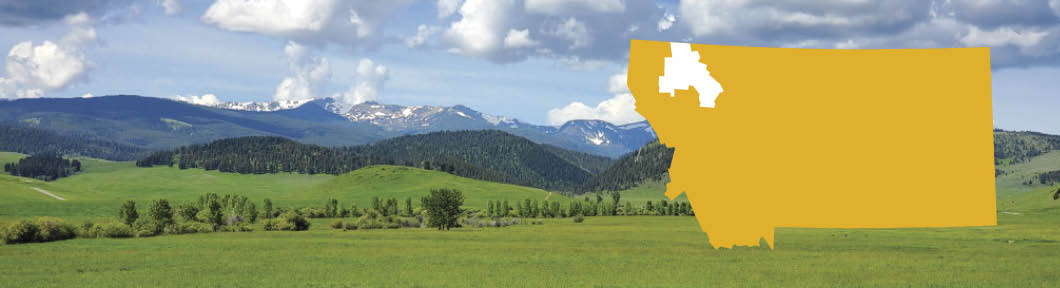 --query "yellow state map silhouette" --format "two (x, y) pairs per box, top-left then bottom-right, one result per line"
(627, 39), (996, 249)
